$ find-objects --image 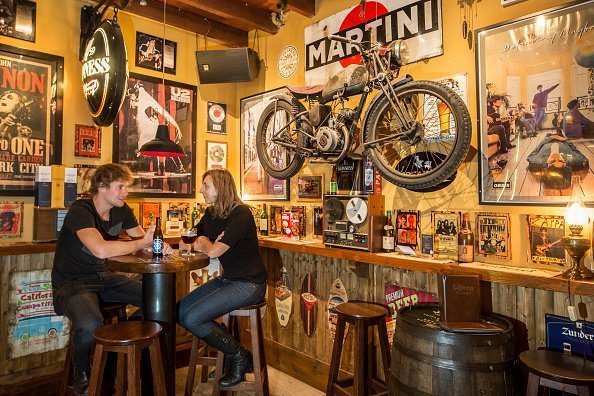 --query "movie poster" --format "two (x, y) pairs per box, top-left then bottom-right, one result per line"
(0, 45), (63, 195)
(527, 214), (566, 266)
